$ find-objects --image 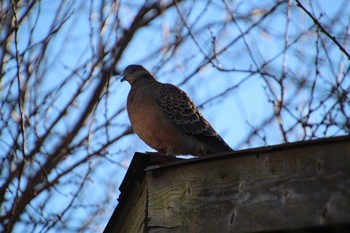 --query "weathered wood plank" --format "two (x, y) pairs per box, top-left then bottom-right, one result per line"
(103, 152), (152, 233)
(118, 178), (147, 233)
(146, 140), (350, 232)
